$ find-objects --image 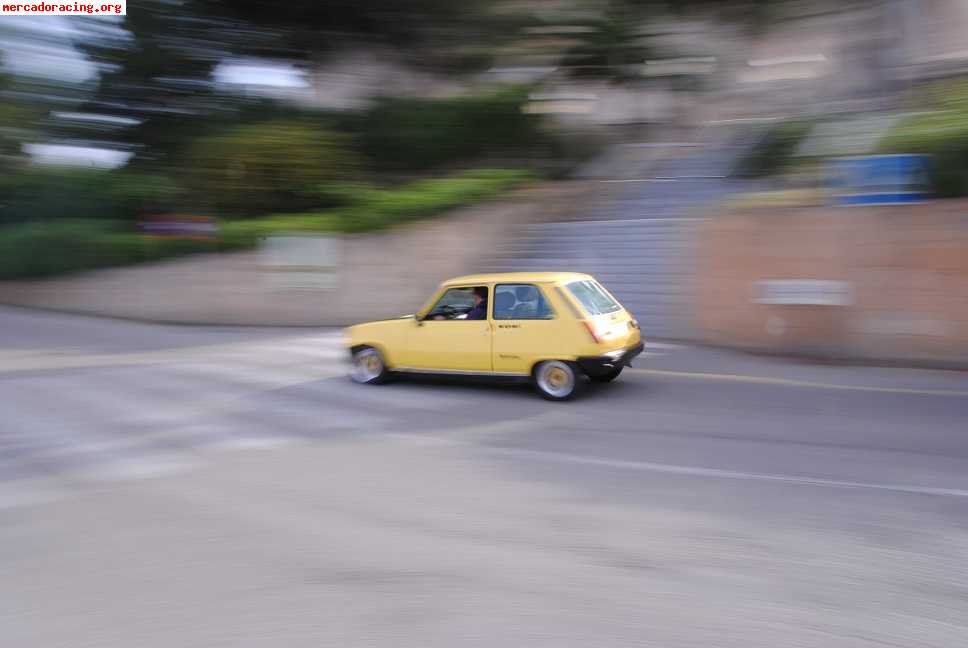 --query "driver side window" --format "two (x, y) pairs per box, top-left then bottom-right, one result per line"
(425, 286), (488, 321)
